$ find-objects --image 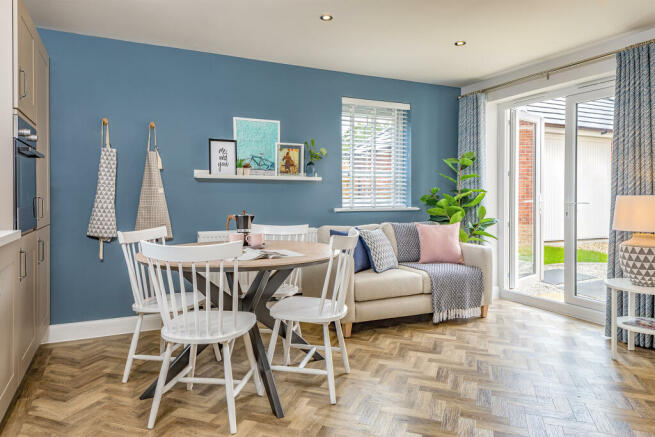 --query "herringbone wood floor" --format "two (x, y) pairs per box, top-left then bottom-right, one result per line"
(2, 299), (655, 436)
